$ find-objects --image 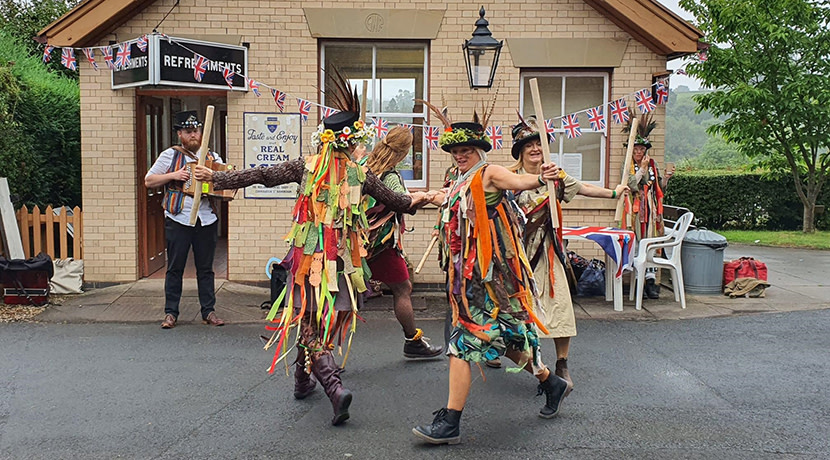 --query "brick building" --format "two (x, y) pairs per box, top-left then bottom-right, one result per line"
(37, 0), (701, 286)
